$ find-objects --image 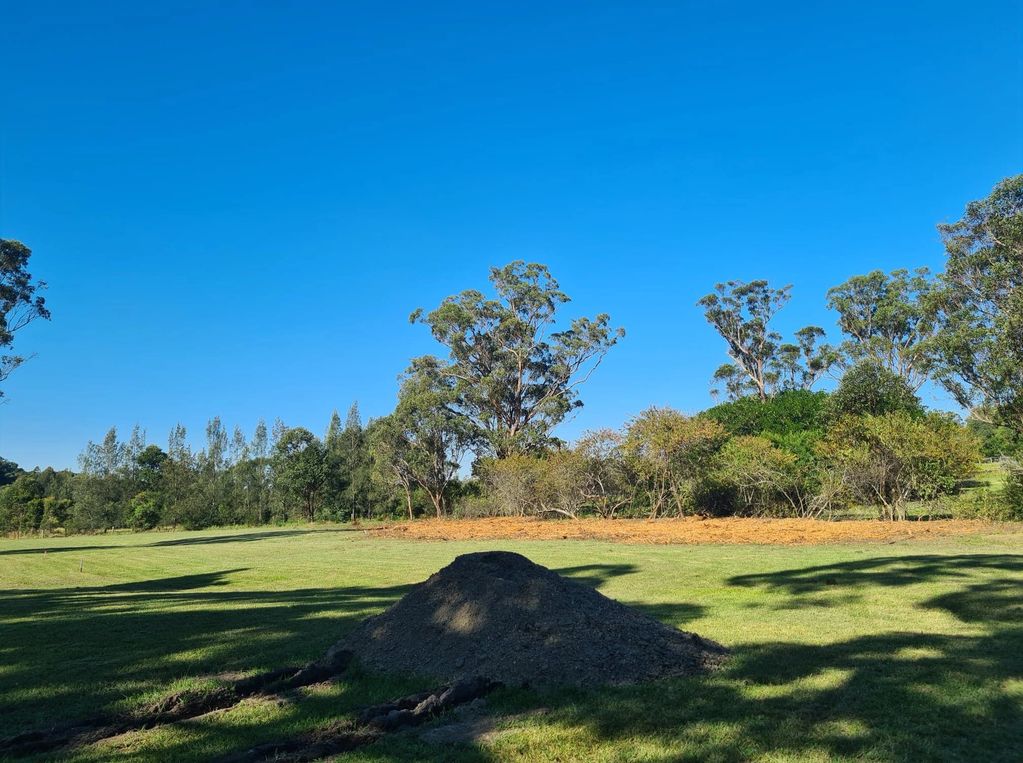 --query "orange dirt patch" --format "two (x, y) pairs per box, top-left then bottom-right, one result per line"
(369, 517), (1019, 546)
